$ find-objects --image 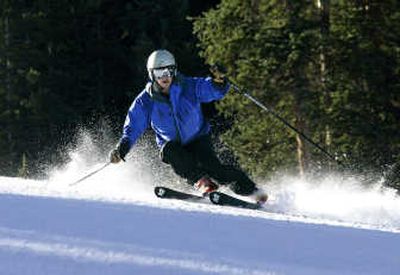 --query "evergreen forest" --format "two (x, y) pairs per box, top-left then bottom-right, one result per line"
(0, 1), (399, 189)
